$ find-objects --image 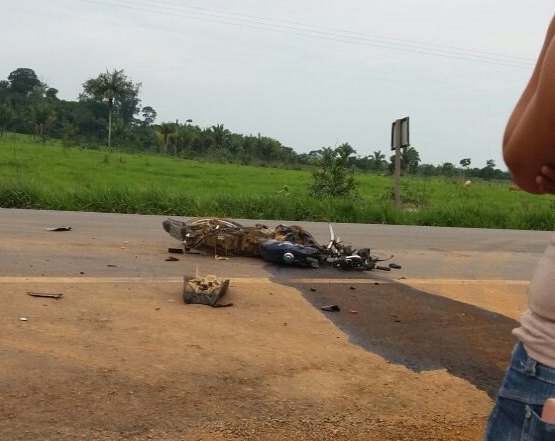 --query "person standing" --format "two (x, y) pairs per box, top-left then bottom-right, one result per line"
(483, 15), (555, 441)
